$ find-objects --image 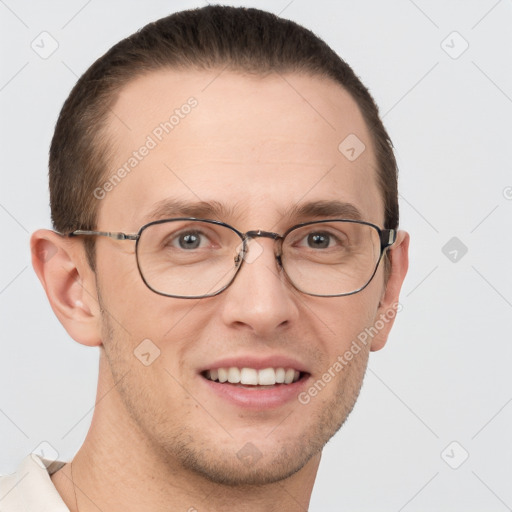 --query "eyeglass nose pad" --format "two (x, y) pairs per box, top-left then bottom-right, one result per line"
(234, 241), (246, 267)
(273, 237), (284, 268)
